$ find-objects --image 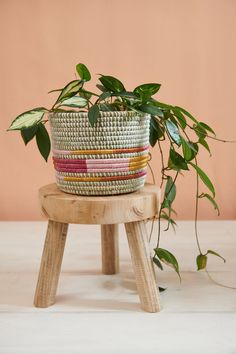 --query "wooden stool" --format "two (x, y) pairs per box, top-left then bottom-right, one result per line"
(34, 183), (161, 312)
